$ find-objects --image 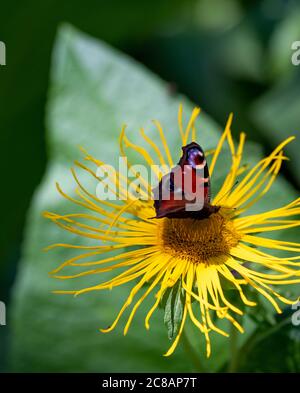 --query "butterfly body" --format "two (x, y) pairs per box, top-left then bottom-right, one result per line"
(153, 142), (220, 219)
